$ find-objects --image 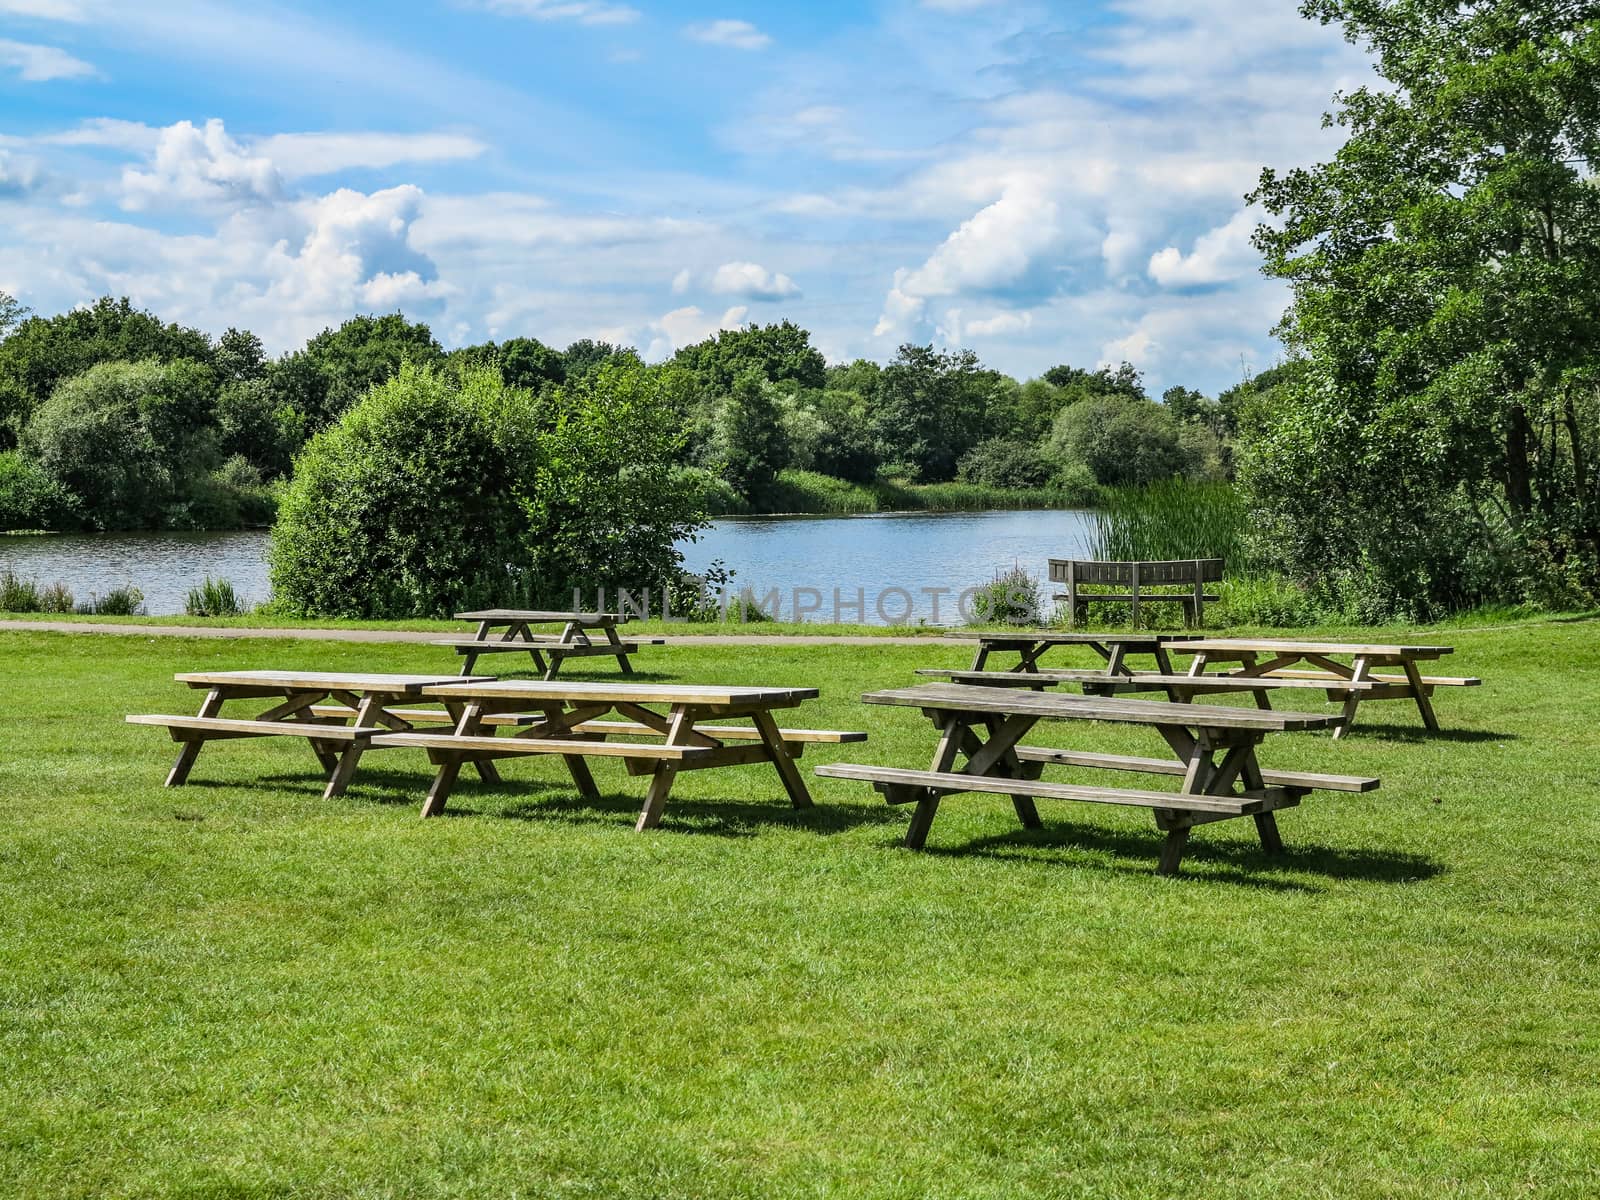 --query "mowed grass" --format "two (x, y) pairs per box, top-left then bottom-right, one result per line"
(2, 623), (1599, 1198)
